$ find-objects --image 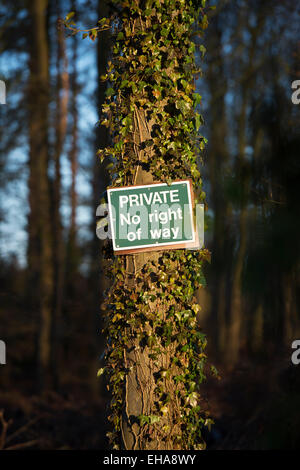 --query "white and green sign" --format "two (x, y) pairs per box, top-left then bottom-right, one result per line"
(107, 180), (196, 254)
